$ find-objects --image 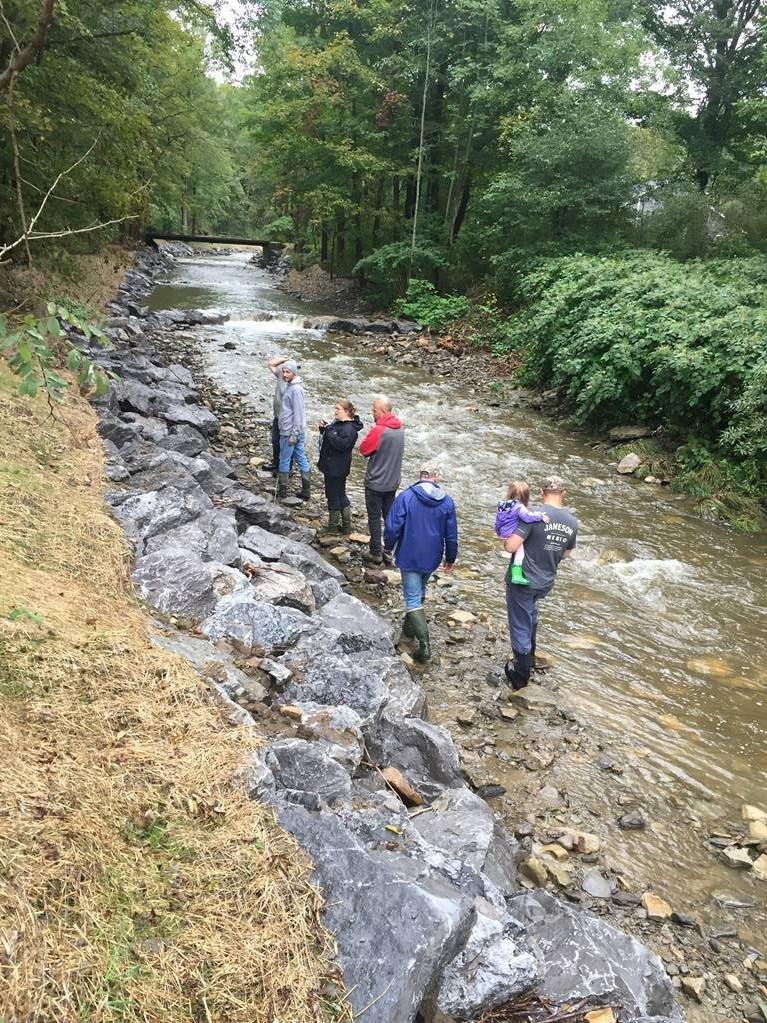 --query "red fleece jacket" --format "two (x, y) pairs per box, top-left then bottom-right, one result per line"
(359, 412), (403, 457)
